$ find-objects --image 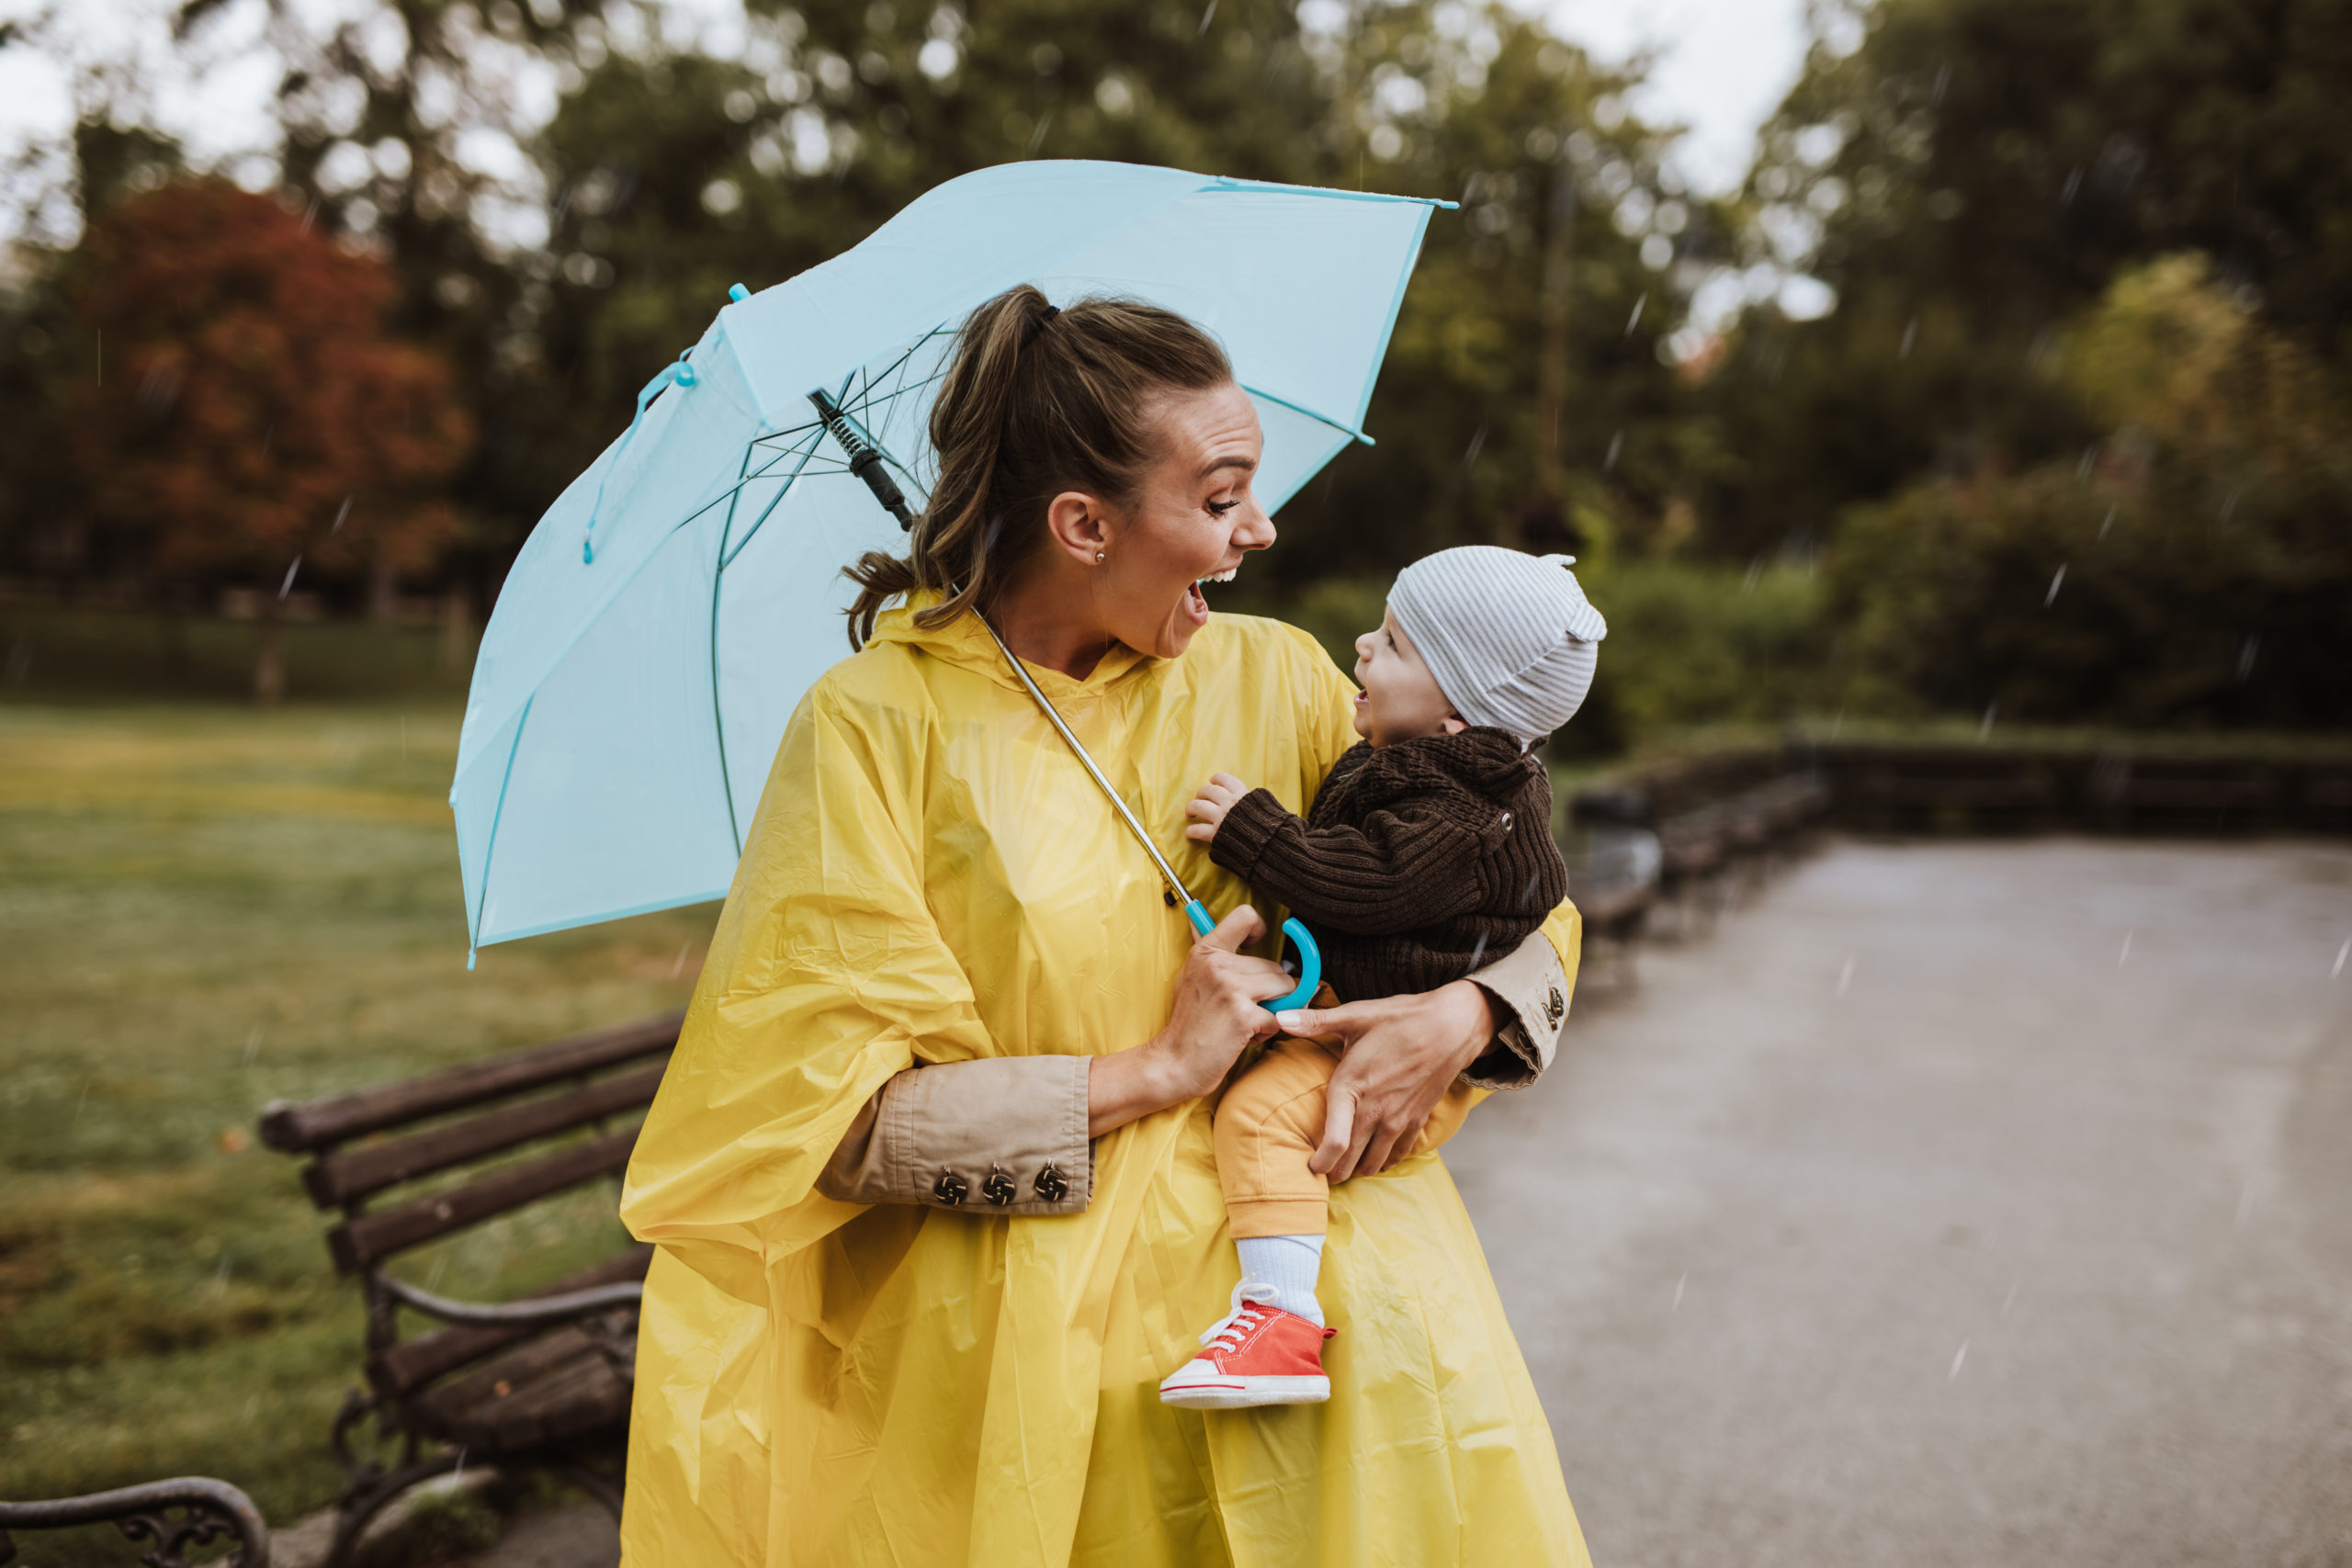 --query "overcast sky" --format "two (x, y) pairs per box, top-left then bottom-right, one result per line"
(0, 0), (1812, 242)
